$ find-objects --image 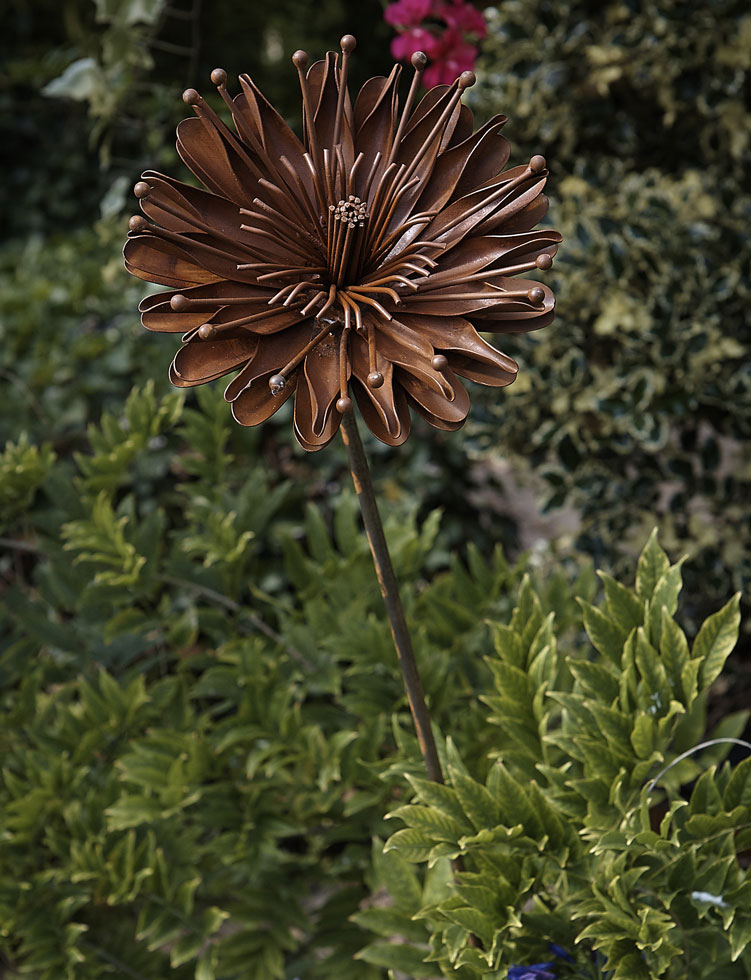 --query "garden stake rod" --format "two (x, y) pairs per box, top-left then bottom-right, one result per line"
(340, 410), (444, 784)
